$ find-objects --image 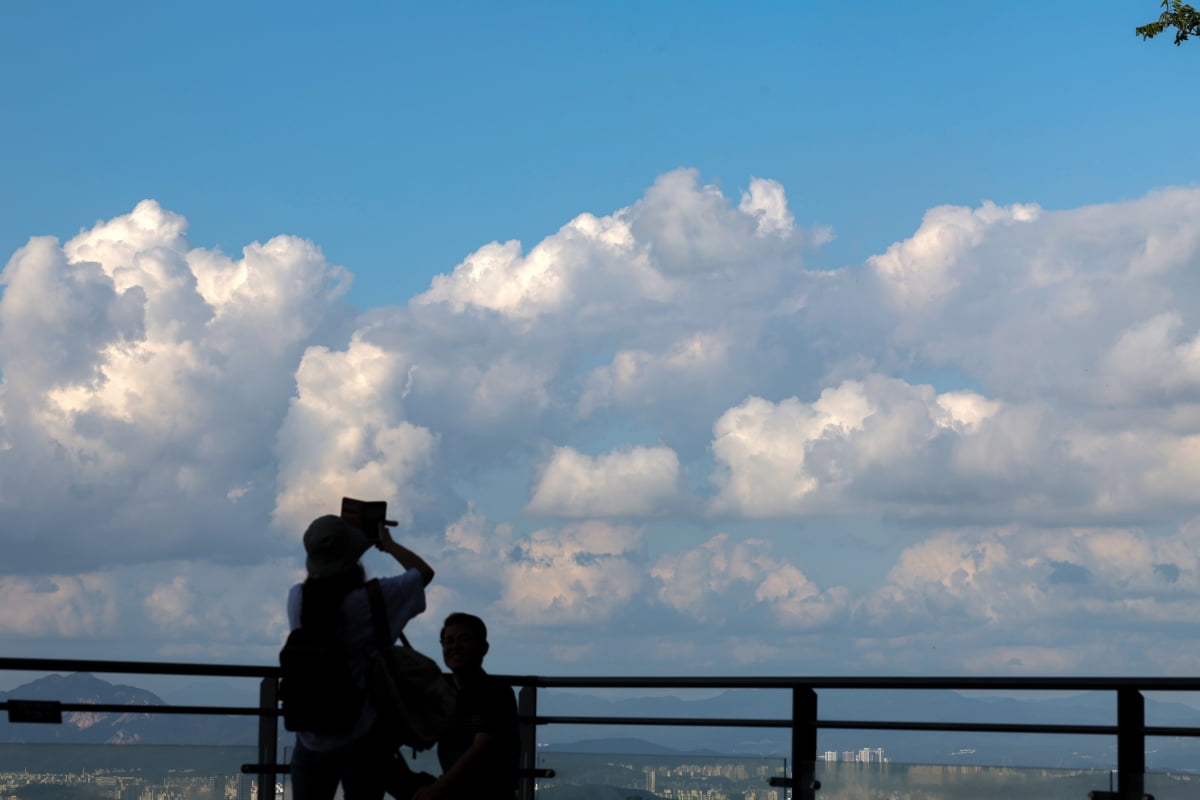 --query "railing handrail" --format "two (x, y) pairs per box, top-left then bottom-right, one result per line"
(0, 656), (278, 679)
(505, 674), (1200, 691)
(7, 656), (1200, 692)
